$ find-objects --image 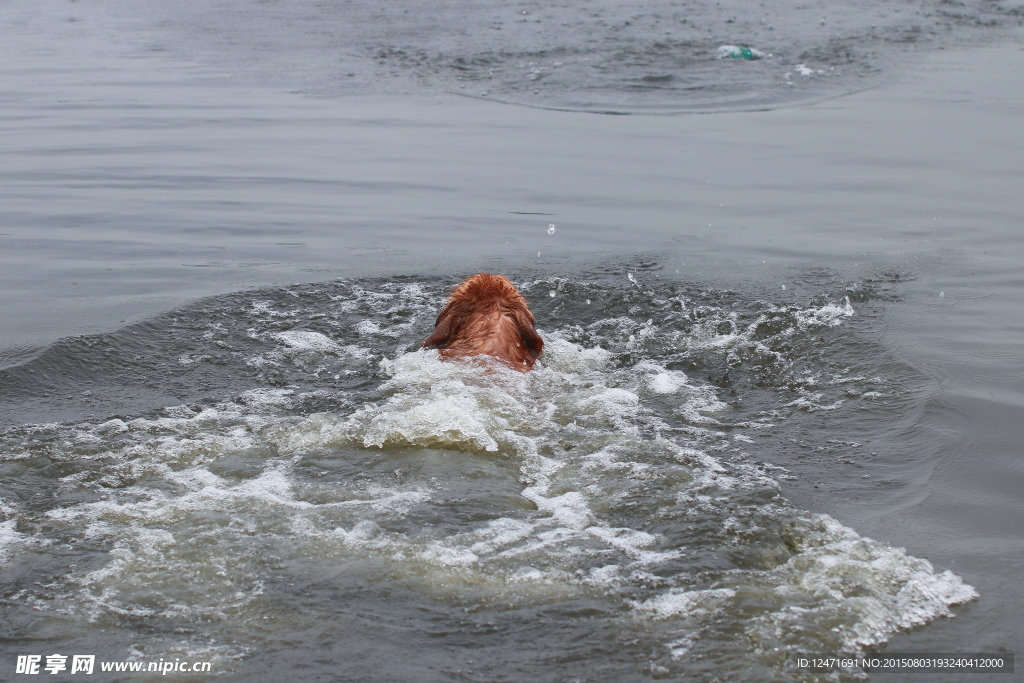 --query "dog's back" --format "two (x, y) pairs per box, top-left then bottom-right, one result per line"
(422, 273), (543, 371)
